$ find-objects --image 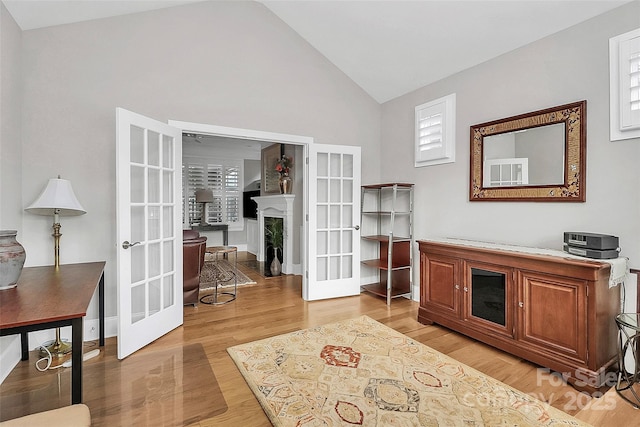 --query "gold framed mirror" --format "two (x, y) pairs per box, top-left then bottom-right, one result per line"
(469, 100), (586, 202)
